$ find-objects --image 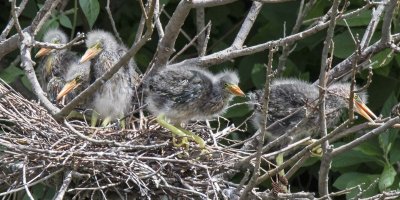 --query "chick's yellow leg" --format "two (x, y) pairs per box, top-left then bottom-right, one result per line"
(91, 112), (99, 127)
(156, 114), (189, 149)
(101, 116), (112, 127)
(175, 126), (206, 149)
